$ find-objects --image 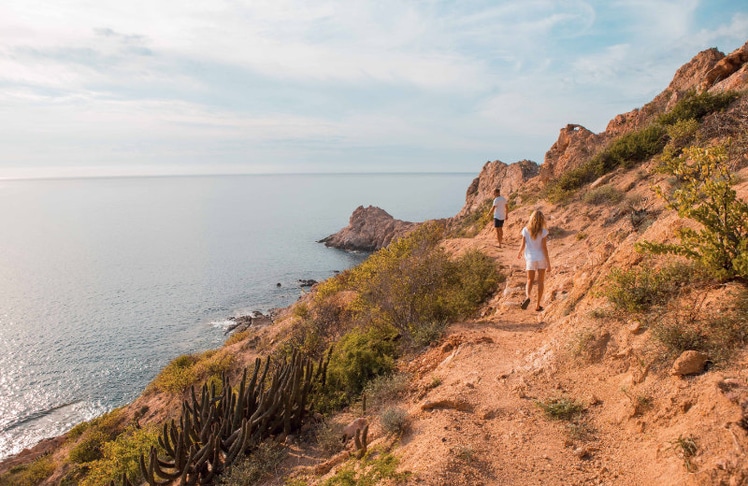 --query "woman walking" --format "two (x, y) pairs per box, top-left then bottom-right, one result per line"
(517, 210), (551, 311)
